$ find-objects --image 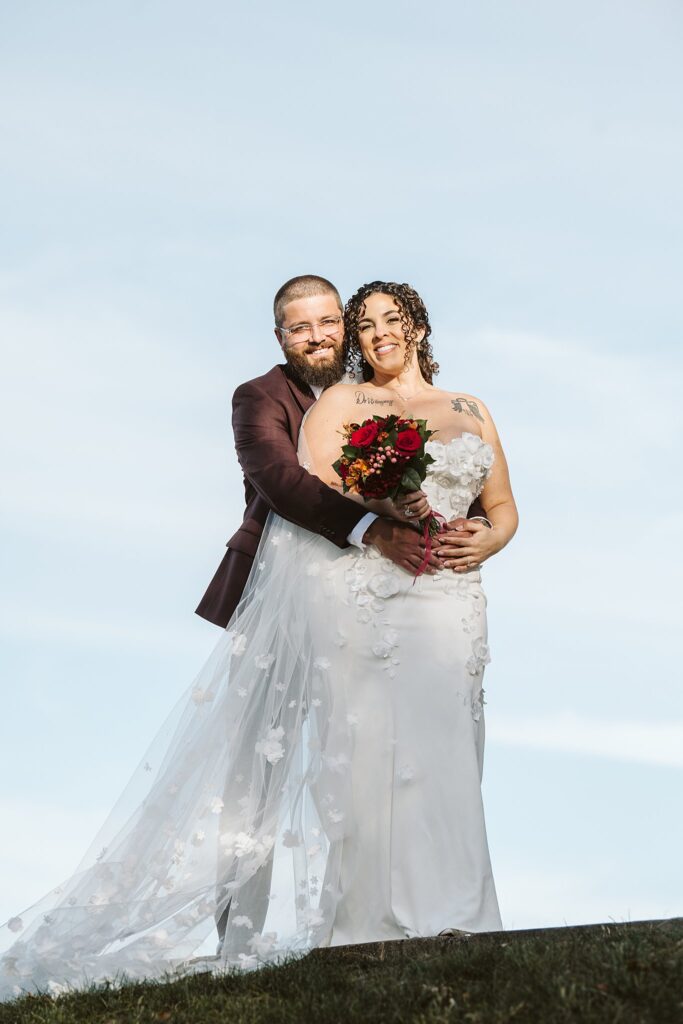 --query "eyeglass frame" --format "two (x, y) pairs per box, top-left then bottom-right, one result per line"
(276, 315), (344, 347)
